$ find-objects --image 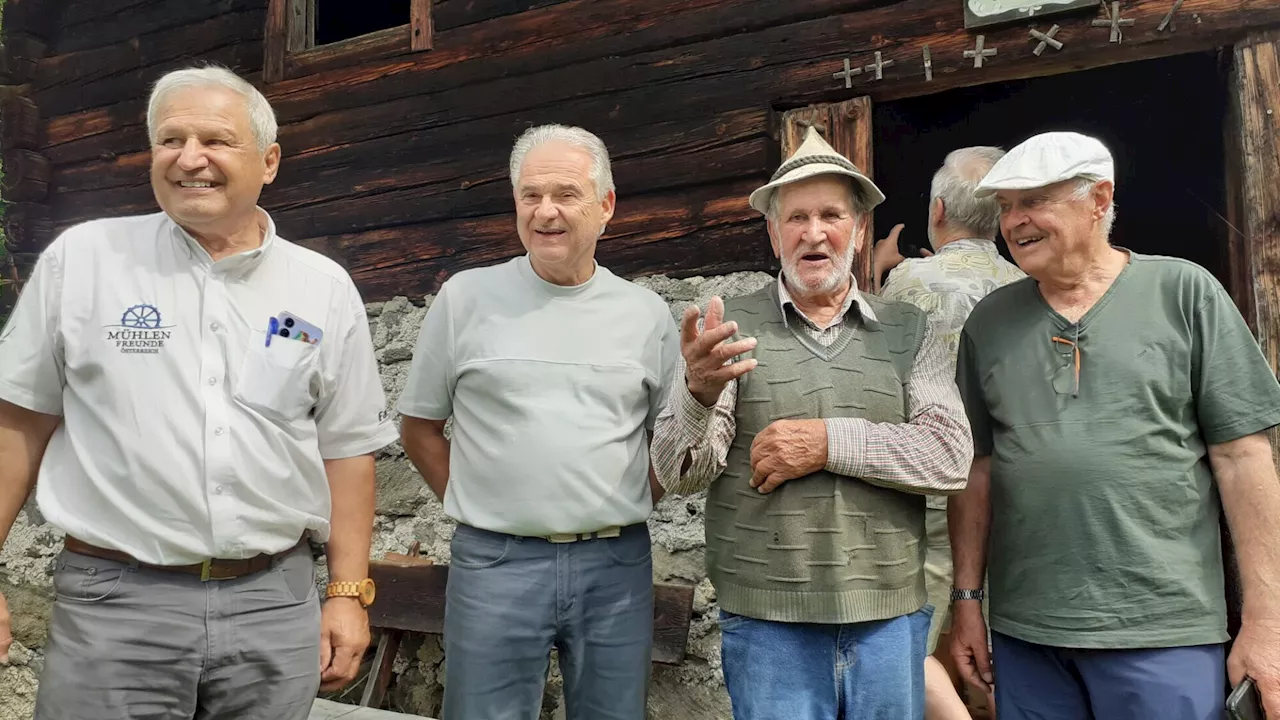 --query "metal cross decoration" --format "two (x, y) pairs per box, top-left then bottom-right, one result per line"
(1158, 0), (1184, 32)
(1029, 24), (1064, 55)
(964, 35), (998, 68)
(1092, 1), (1135, 43)
(832, 58), (862, 88)
(862, 51), (894, 80)
(923, 45), (933, 81)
